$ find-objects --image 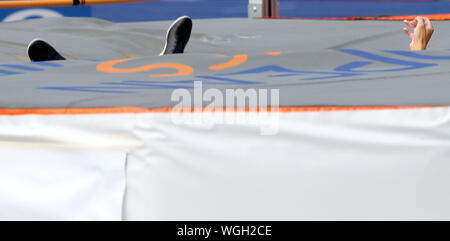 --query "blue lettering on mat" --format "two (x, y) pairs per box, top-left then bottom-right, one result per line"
(384, 50), (450, 60)
(0, 49), (444, 94)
